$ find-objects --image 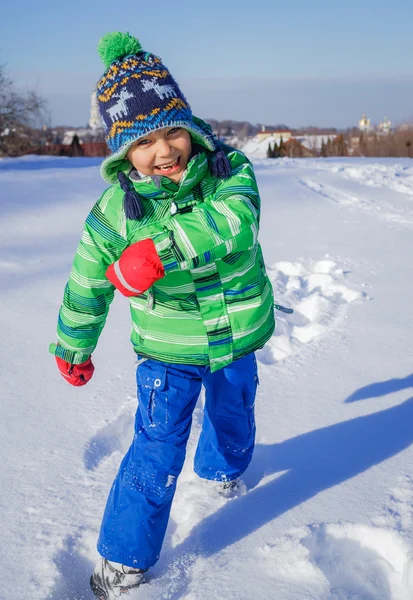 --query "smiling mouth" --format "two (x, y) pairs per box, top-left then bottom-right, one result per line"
(155, 156), (181, 173)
